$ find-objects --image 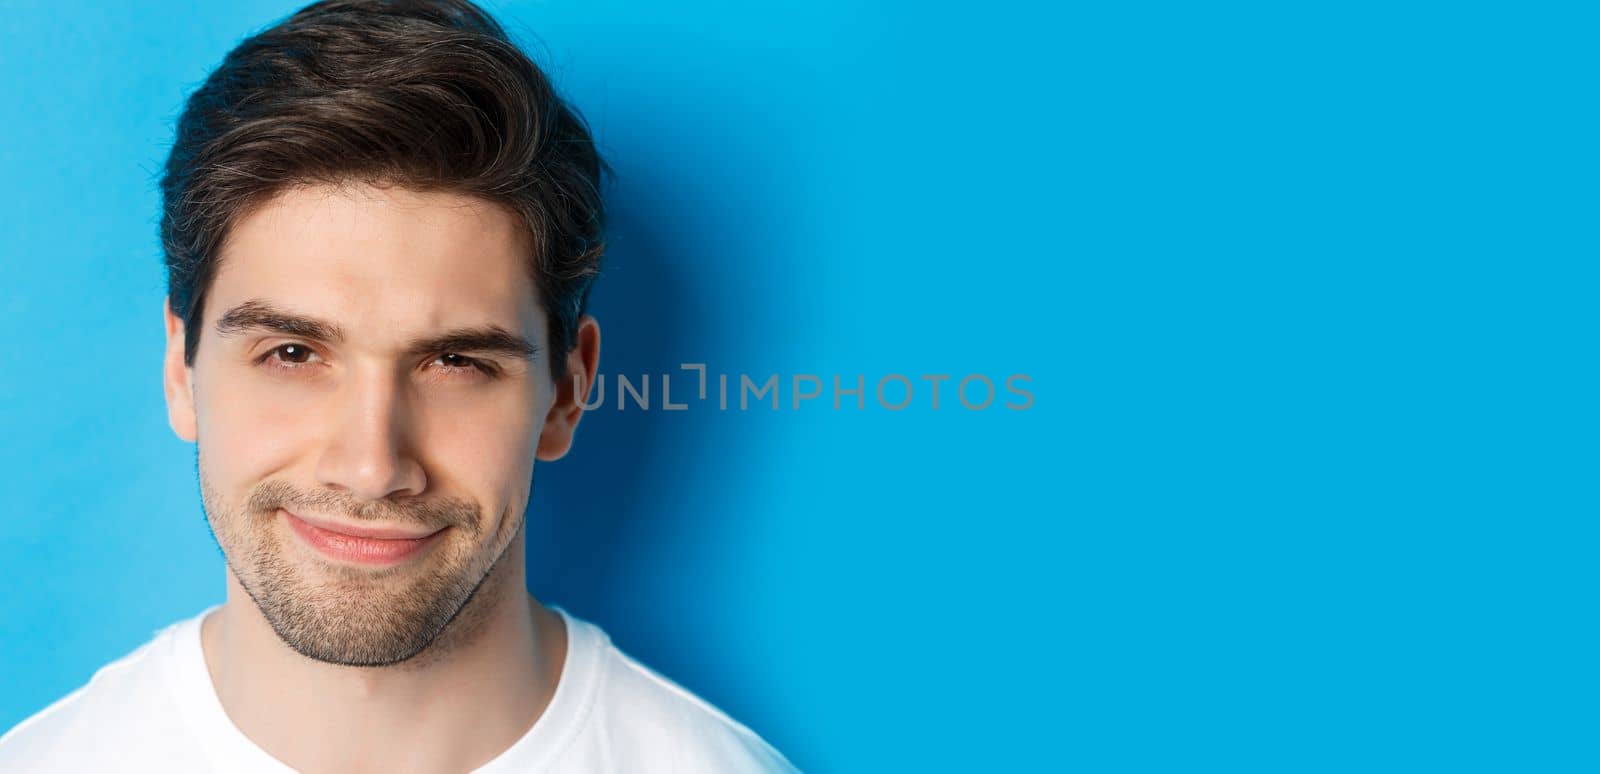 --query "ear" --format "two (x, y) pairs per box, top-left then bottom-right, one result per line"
(163, 296), (198, 443)
(536, 314), (601, 461)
